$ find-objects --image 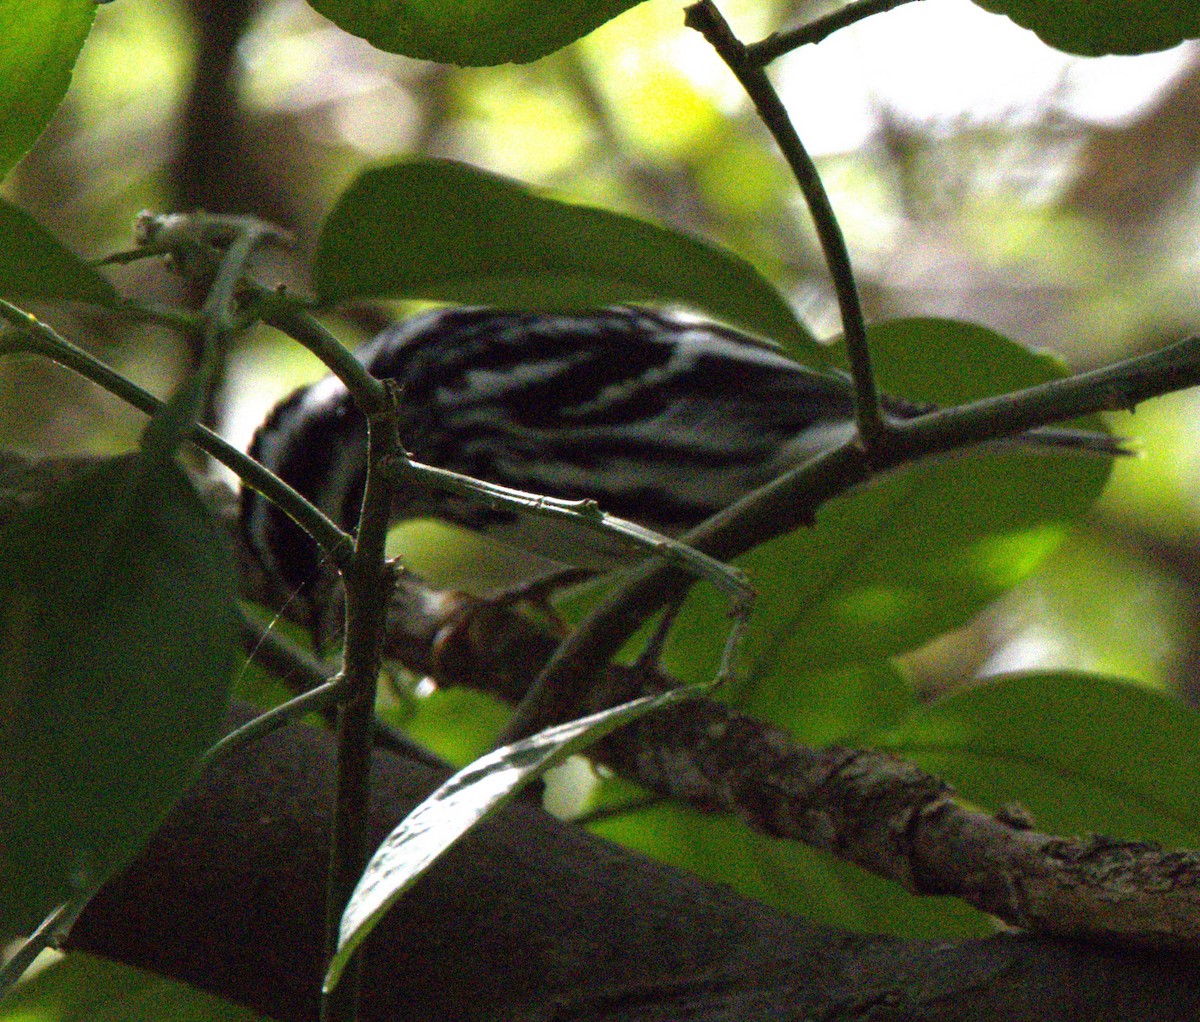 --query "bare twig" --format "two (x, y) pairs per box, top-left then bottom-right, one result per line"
(747, 0), (925, 65)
